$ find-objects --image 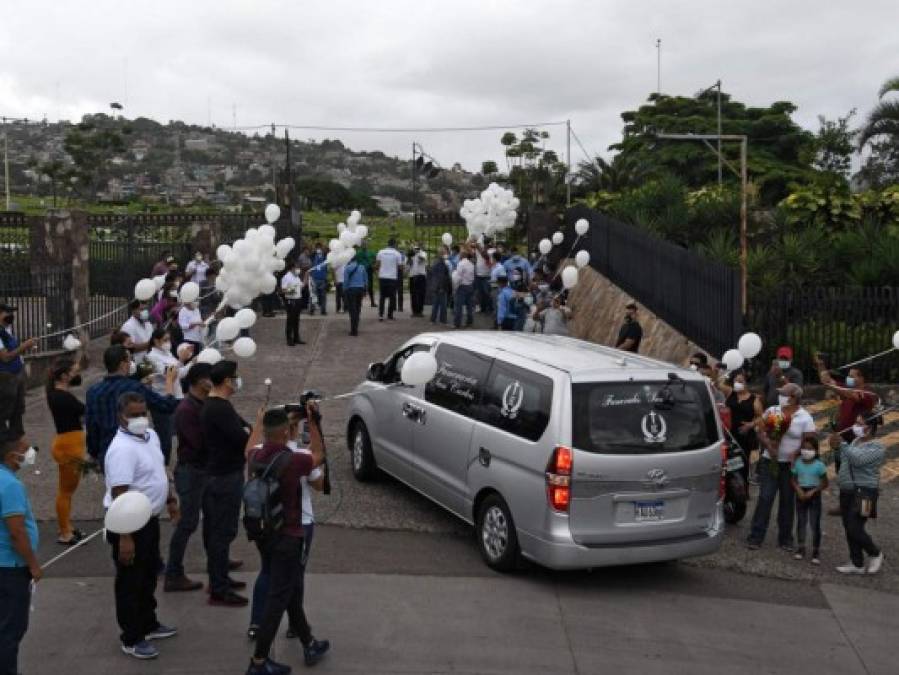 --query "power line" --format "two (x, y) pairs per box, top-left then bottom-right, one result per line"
(220, 121), (568, 134)
(569, 126), (597, 166)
